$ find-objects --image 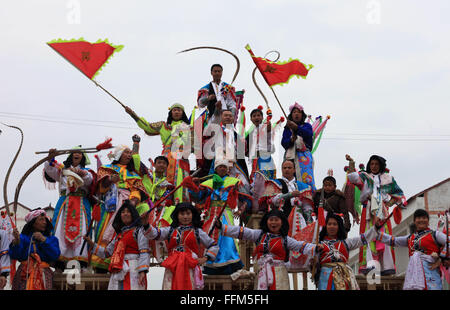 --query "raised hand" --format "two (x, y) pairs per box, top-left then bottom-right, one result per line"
(197, 257), (208, 265)
(12, 228), (20, 245)
(48, 148), (57, 160)
(32, 232), (46, 243)
(132, 134), (141, 143)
